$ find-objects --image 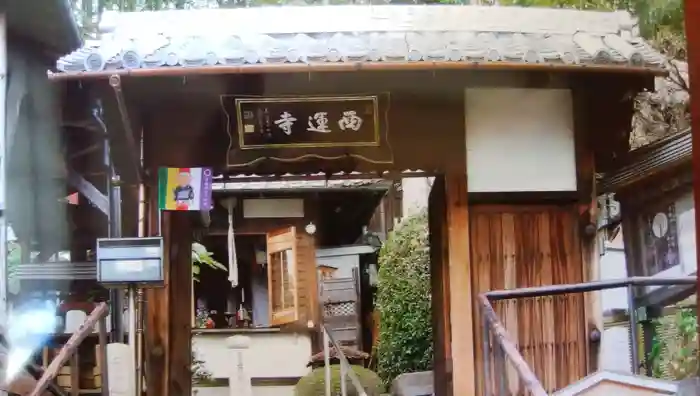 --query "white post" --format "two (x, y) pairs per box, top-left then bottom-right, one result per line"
(226, 335), (252, 396)
(323, 329), (331, 396)
(340, 360), (347, 396)
(127, 285), (137, 395)
(106, 343), (136, 396)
